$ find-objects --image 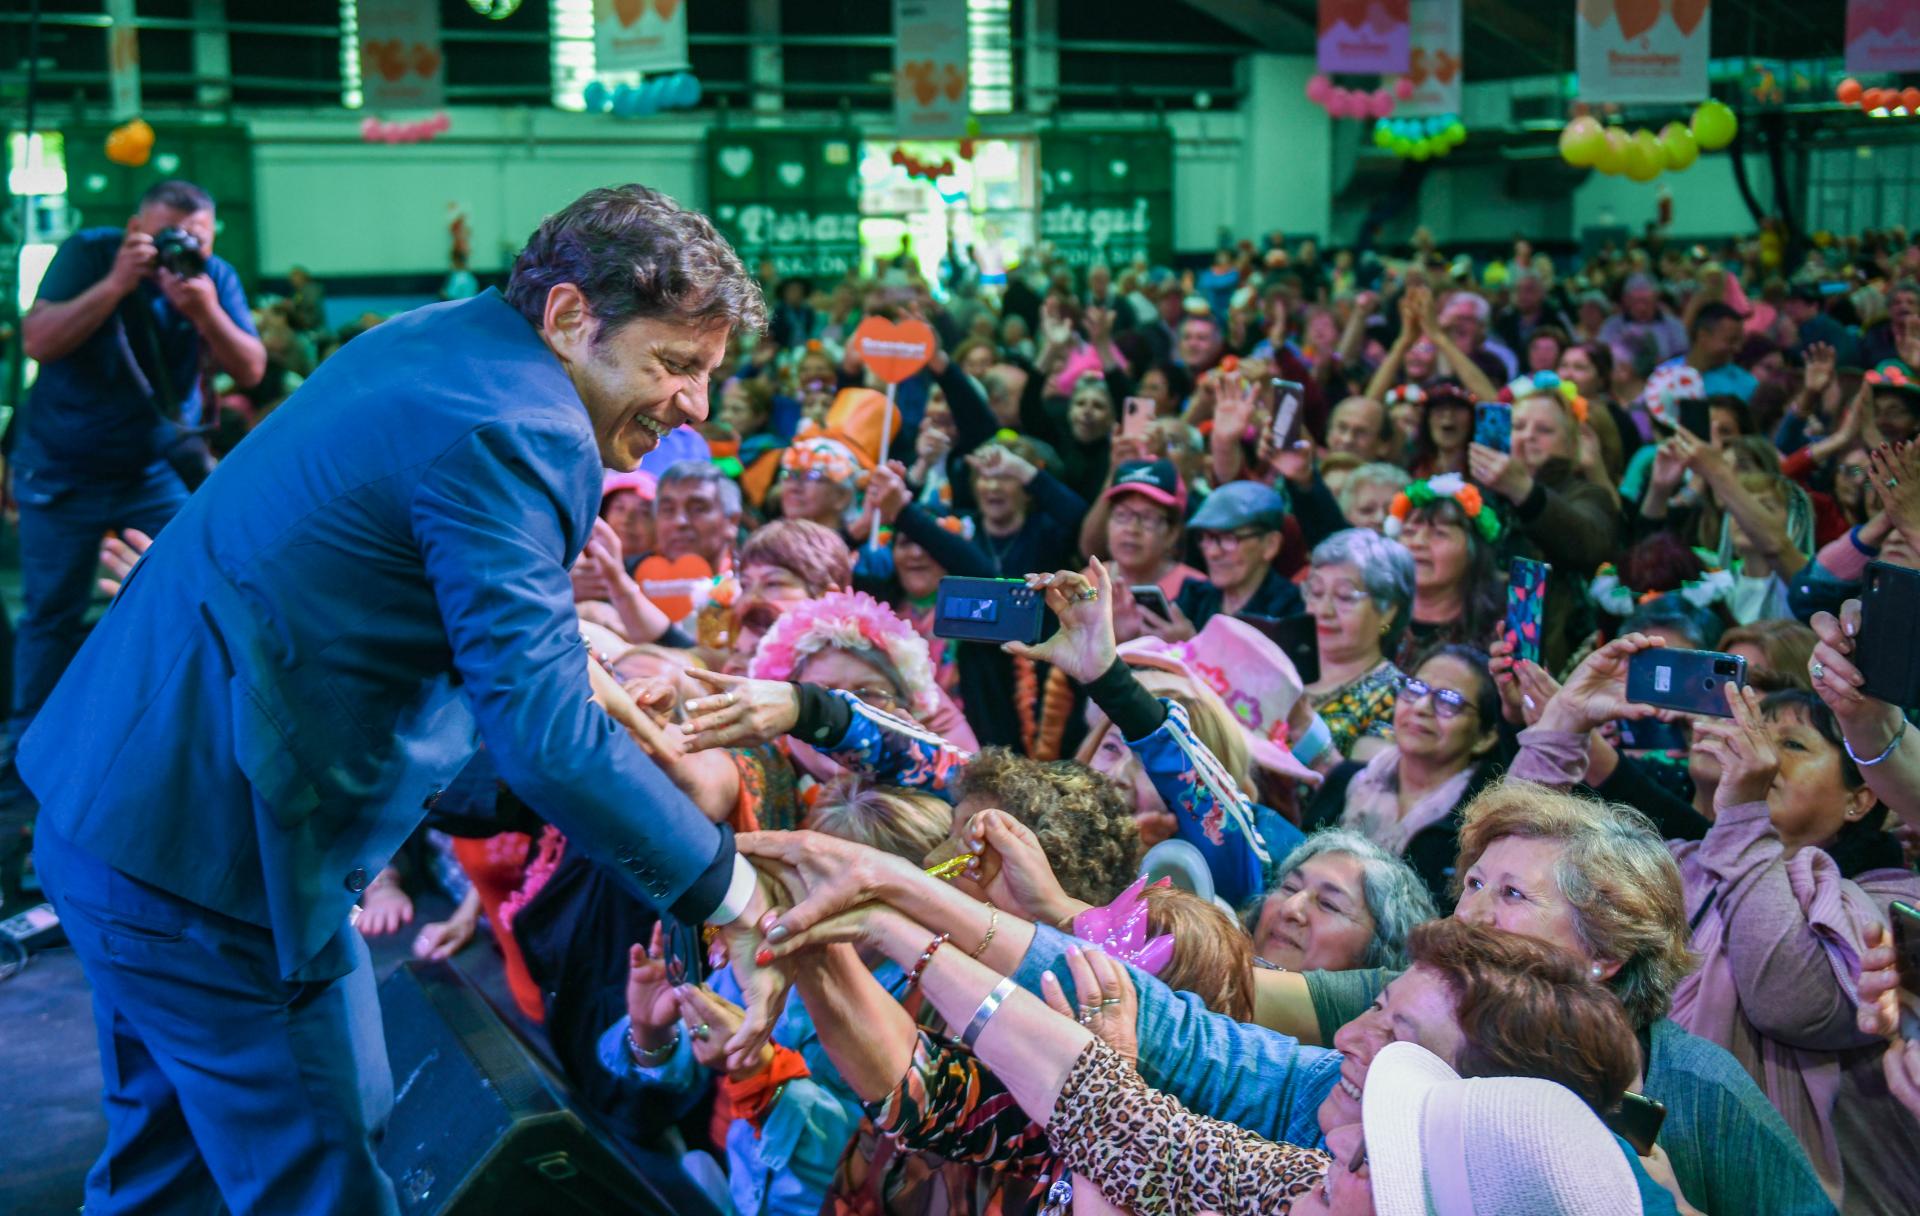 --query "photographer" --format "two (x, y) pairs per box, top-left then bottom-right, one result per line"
(12, 178), (263, 769)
